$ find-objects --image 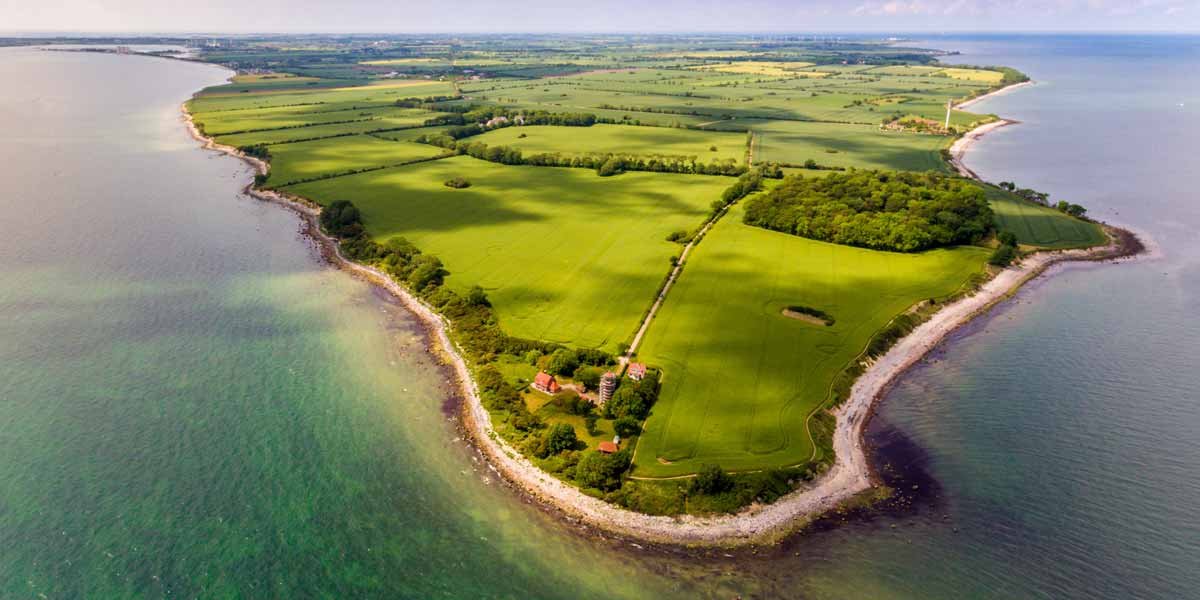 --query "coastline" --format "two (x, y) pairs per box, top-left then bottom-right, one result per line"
(182, 74), (1144, 547)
